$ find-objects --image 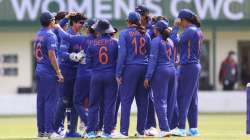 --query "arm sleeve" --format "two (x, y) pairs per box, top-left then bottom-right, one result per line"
(86, 45), (93, 69)
(145, 33), (151, 56)
(60, 41), (71, 62)
(57, 26), (84, 44)
(59, 18), (68, 28)
(145, 38), (159, 80)
(116, 31), (127, 77)
(47, 34), (57, 51)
